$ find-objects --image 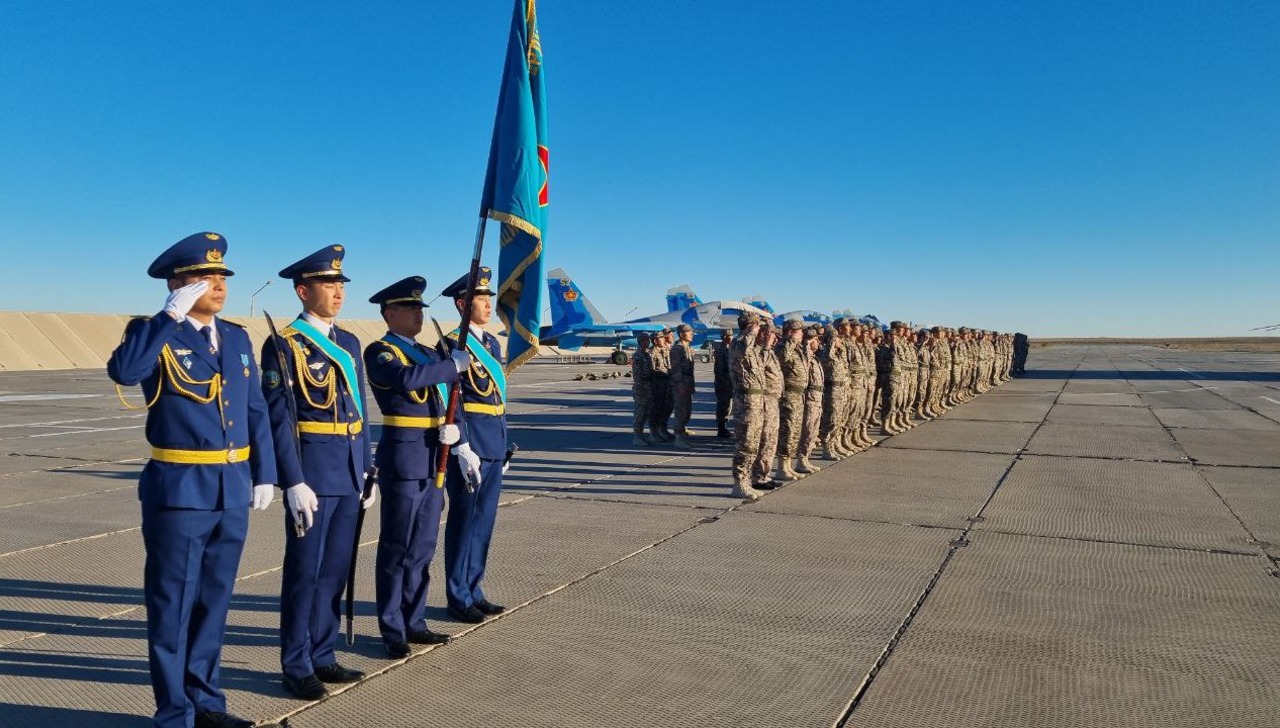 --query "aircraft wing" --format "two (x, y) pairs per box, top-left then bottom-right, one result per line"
(539, 322), (667, 351)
